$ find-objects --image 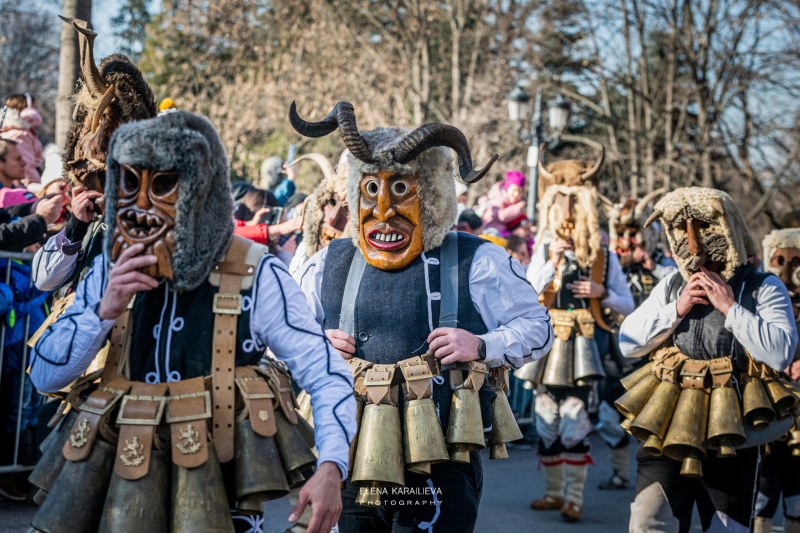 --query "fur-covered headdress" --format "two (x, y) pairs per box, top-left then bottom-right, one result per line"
(61, 17), (157, 190)
(104, 111), (234, 292)
(289, 102), (497, 251)
(763, 229), (800, 271)
(608, 188), (667, 255)
(646, 187), (756, 281)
